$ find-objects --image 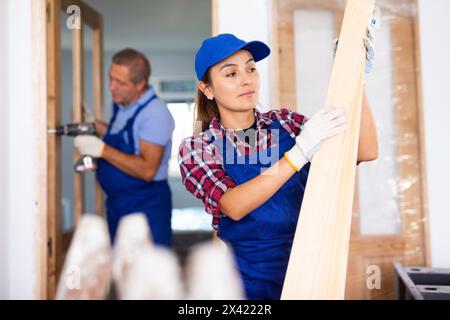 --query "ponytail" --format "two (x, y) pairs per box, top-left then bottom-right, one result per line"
(193, 70), (219, 134)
